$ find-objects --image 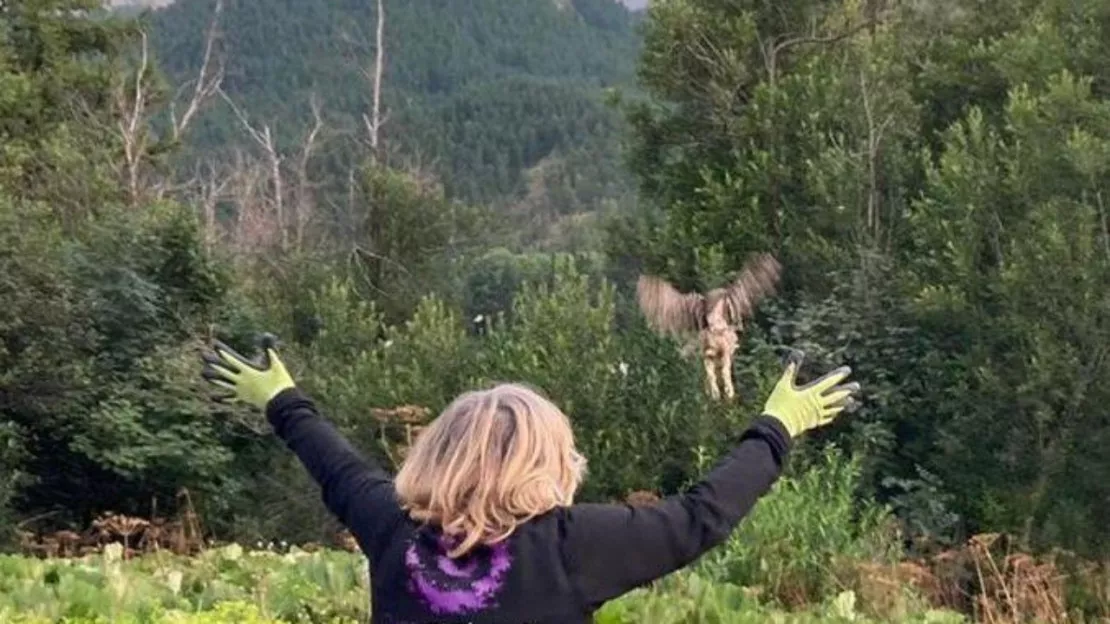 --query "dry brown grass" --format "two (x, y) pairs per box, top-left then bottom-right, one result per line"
(18, 488), (207, 559)
(848, 560), (943, 618)
(624, 490), (662, 506)
(371, 404), (431, 463)
(846, 533), (1108, 623)
(964, 533), (1067, 623)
